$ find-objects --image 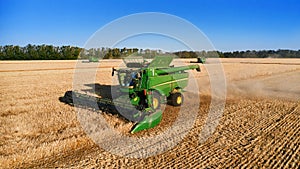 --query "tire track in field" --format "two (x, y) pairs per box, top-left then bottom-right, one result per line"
(140, 100), (271, 168)
(221, 104), (298, 168)
(188, 100), (297, 168)
(255, 111), (299, 168)
(282, 136), (300, 169)
(145, 100), (268, 168)
(243, 105), (299, 168)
